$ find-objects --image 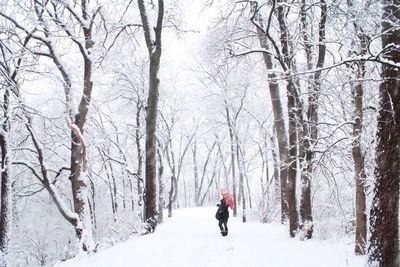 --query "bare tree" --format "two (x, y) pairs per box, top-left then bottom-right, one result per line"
(346, 0), (369, 255)
(351, 66), (367, 255)
(137, 0), (164, 232)
(0, 72), (12, 267)
(157, 145), (165, 223)
(251, 0), (301, 236)
(193, 139), (200, 207)
(159, 113), (194, 217)
(0, 36), (29, 265)
(298, 0), (327, 239)
(250, 1), (289, 224)
(112, 64), (147, 217)
(0, 0), (108, 251)
(197, 140), (218, 206)
(225, 104), (238, 217)
(367, 0), (400, 265)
